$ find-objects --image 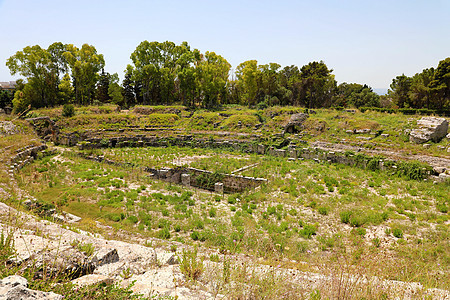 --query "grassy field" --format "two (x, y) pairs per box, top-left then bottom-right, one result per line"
(1, 105), (449, 297)
(14, 146), (449, 290)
